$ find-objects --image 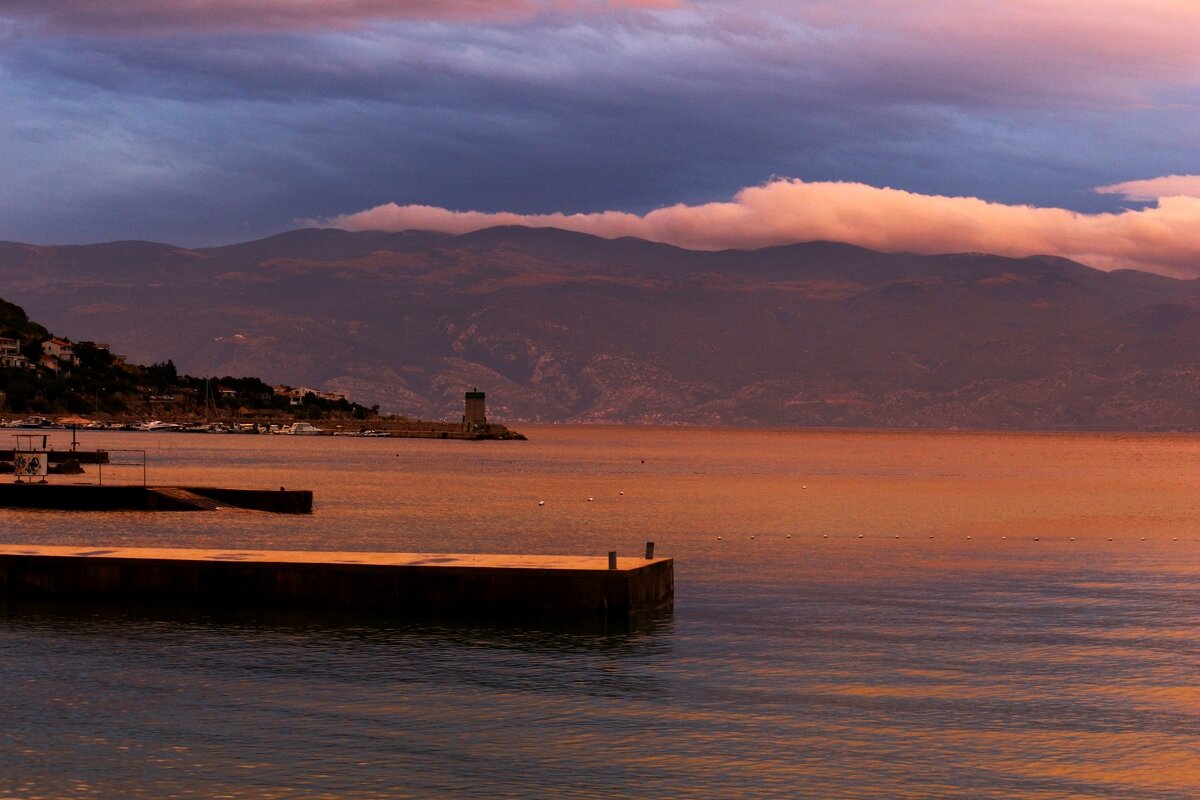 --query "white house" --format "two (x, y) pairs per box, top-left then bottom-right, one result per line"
(0, 337), (29, 369)
(42, 337), (79, 366)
